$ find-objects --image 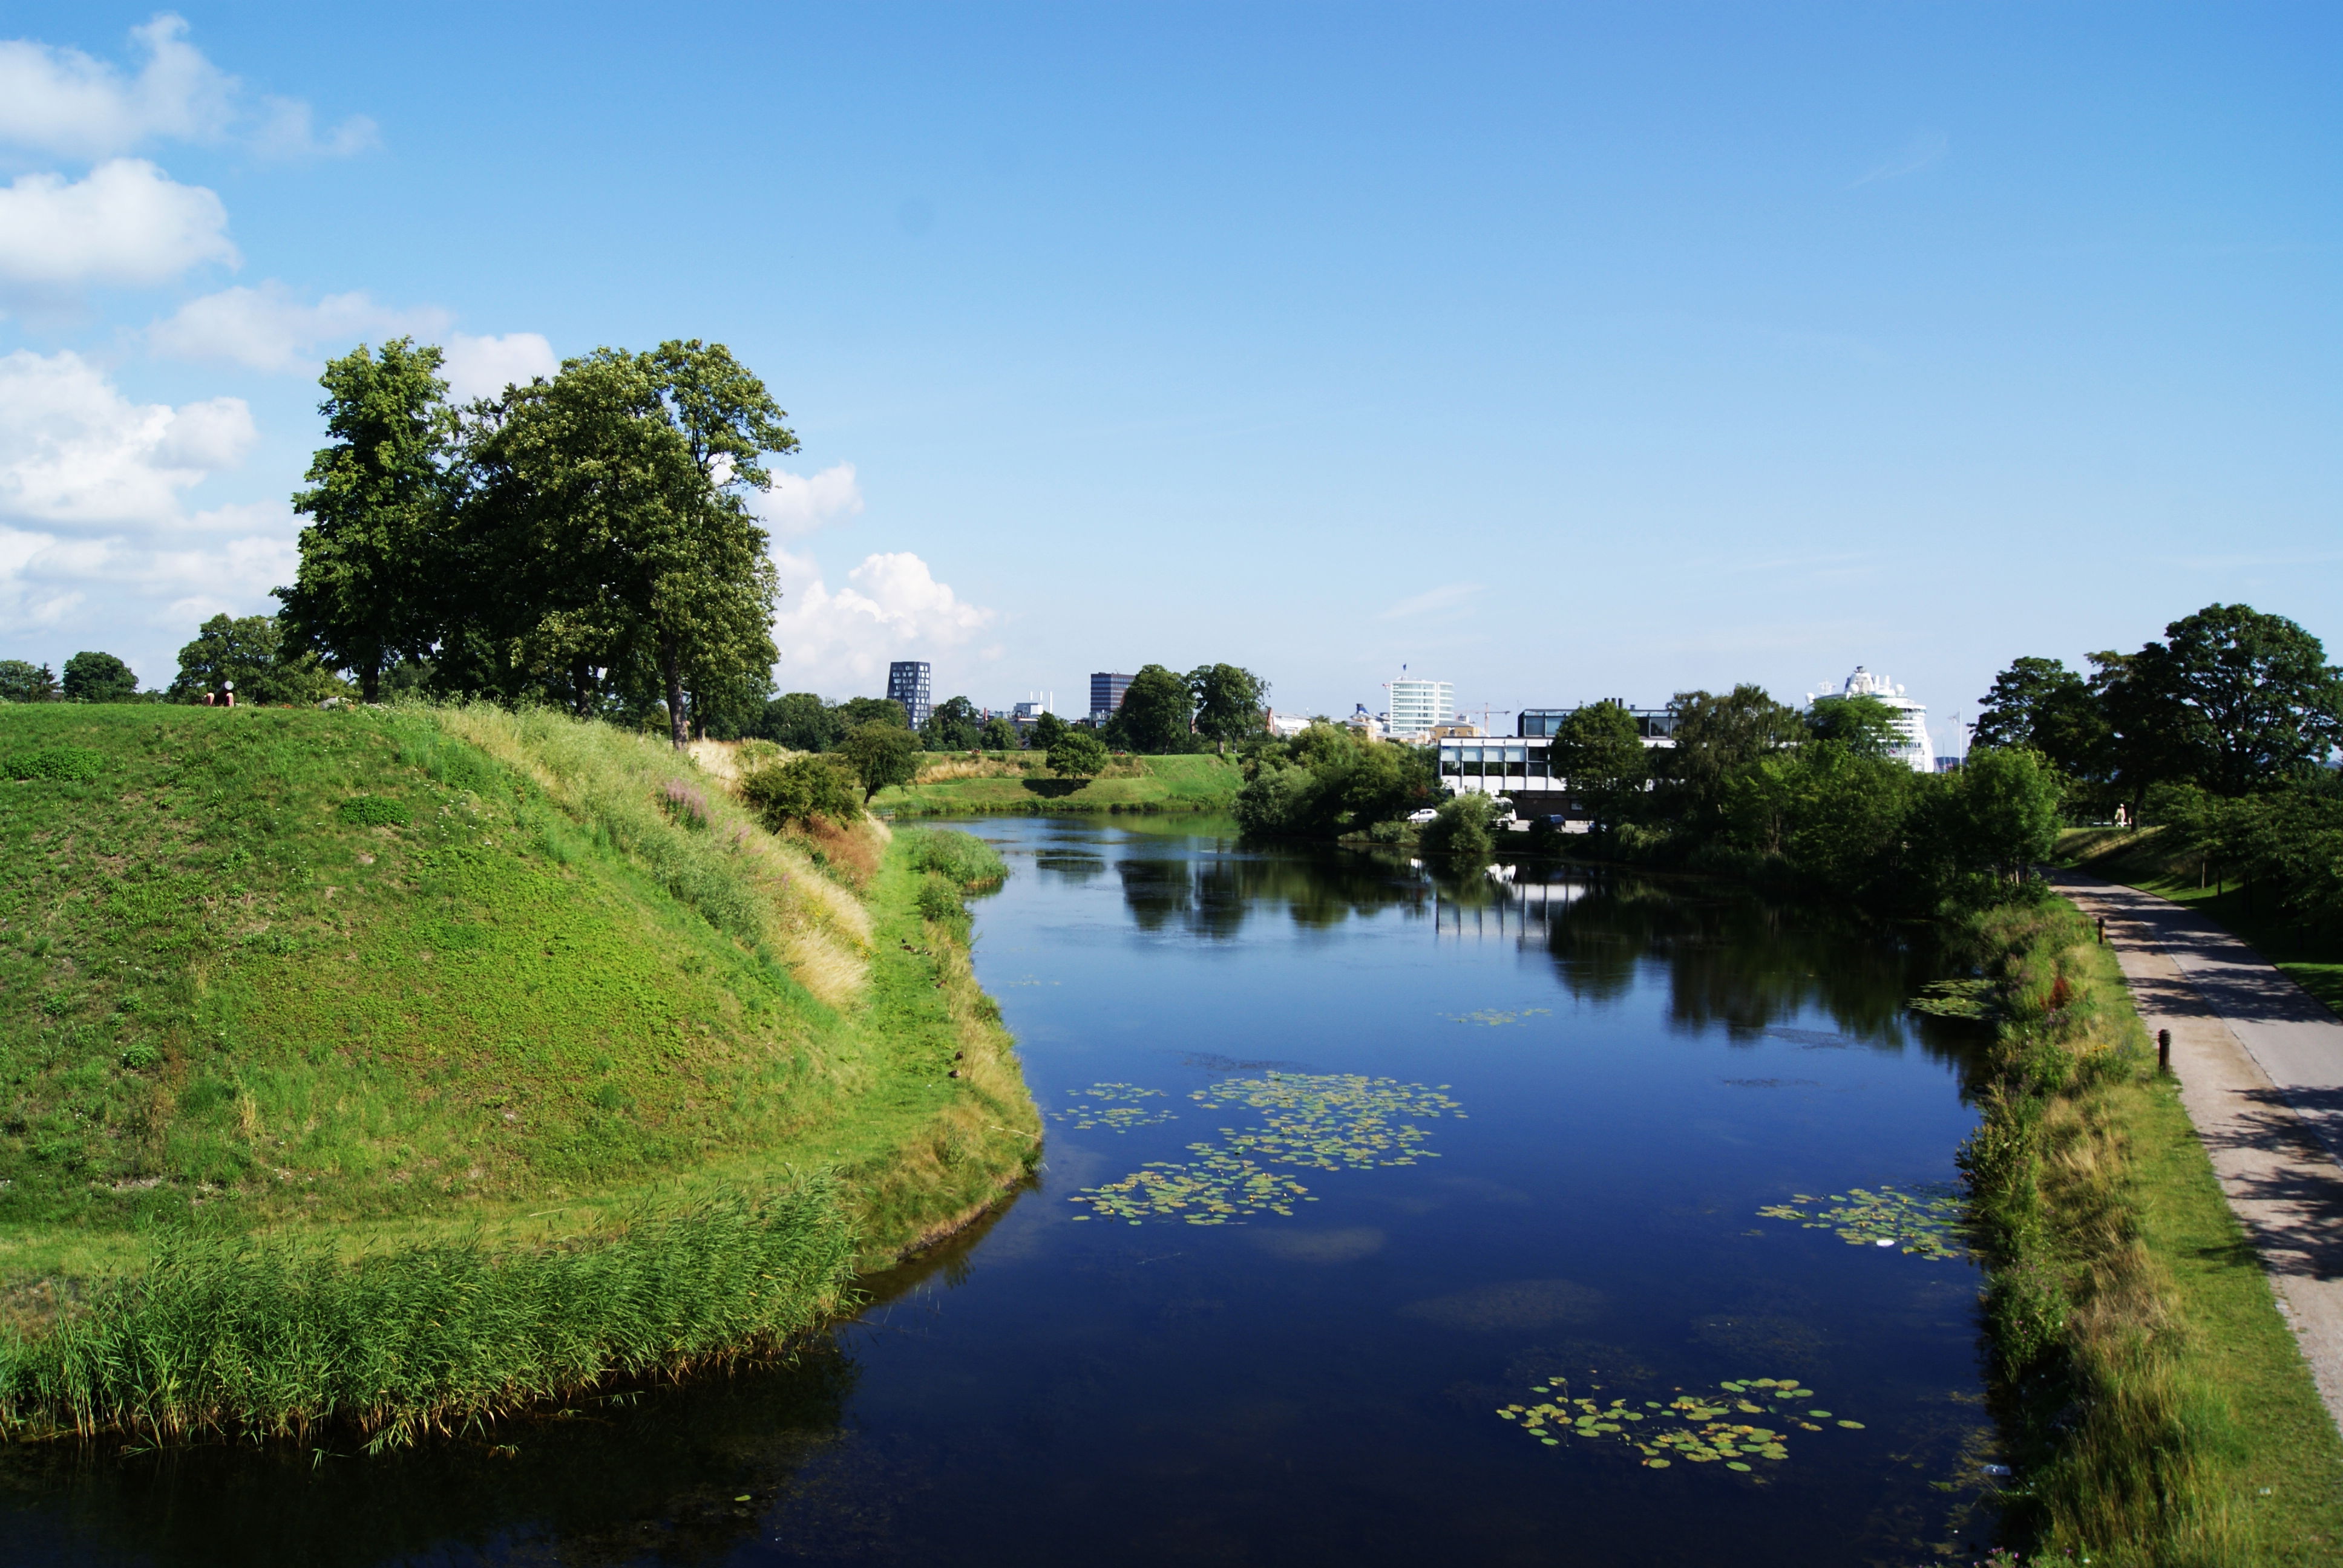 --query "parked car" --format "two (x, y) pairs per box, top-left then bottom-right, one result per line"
(1405, 807), (1440, 825)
